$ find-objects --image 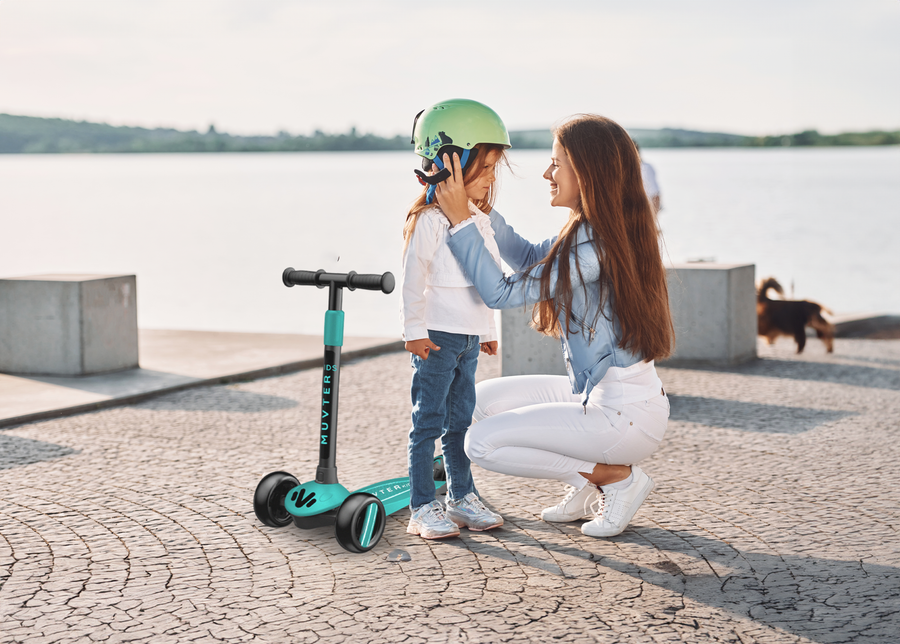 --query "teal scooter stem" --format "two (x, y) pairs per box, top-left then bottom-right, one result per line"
(314, 272), (347, 486)
(253, 268), (446, 553)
